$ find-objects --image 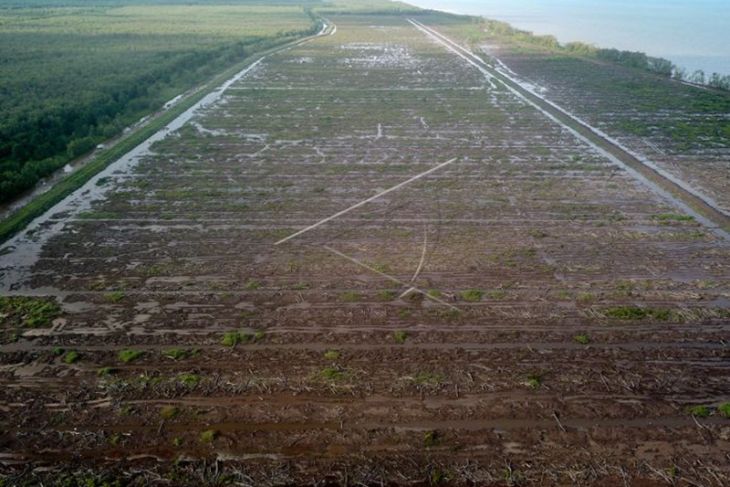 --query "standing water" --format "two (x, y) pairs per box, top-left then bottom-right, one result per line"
(408, 0), (730, 76)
